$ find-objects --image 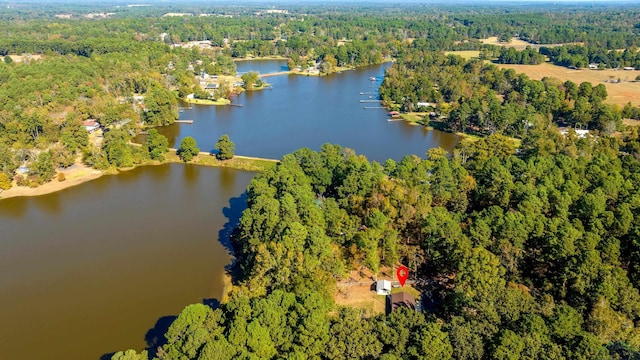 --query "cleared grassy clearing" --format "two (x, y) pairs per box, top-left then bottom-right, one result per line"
(184, 97), (231, 106)
(444, 50), (480, 59)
